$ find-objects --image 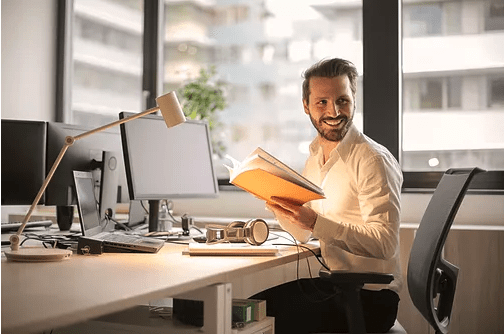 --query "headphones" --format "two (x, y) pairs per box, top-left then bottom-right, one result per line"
(205, 218), (269, 246)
